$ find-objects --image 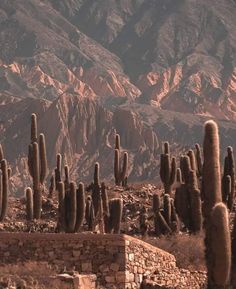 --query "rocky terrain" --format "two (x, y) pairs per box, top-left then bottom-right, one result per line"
(0, 0), (236, 193)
